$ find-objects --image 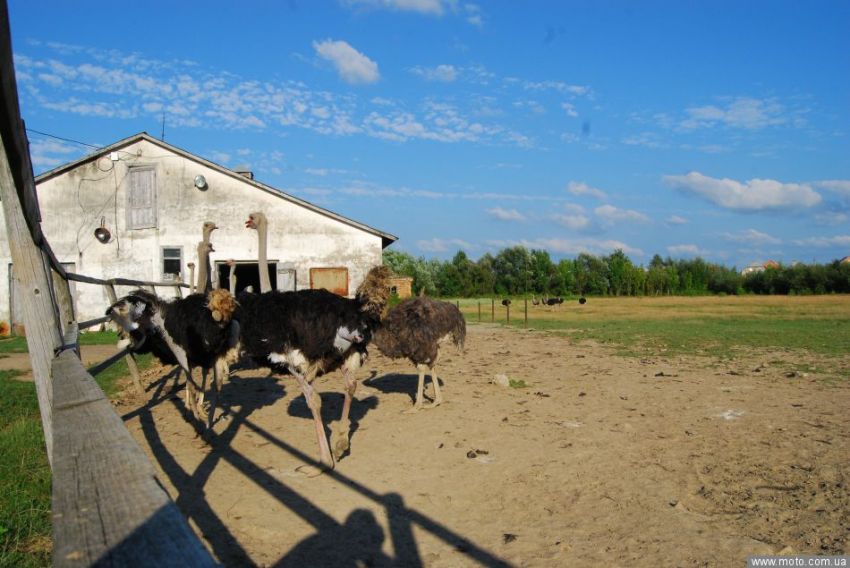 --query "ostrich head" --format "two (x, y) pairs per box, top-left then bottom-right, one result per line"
(245, 212), (267, 232)
(202, 221), (218, 242)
